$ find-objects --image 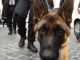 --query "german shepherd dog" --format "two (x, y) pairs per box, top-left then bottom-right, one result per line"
(33, 0), (74, 60)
